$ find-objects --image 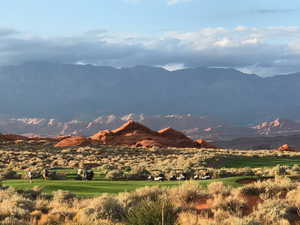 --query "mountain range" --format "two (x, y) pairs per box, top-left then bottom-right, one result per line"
(1, 114), (300, 145)
(1, 62), (300, 124)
